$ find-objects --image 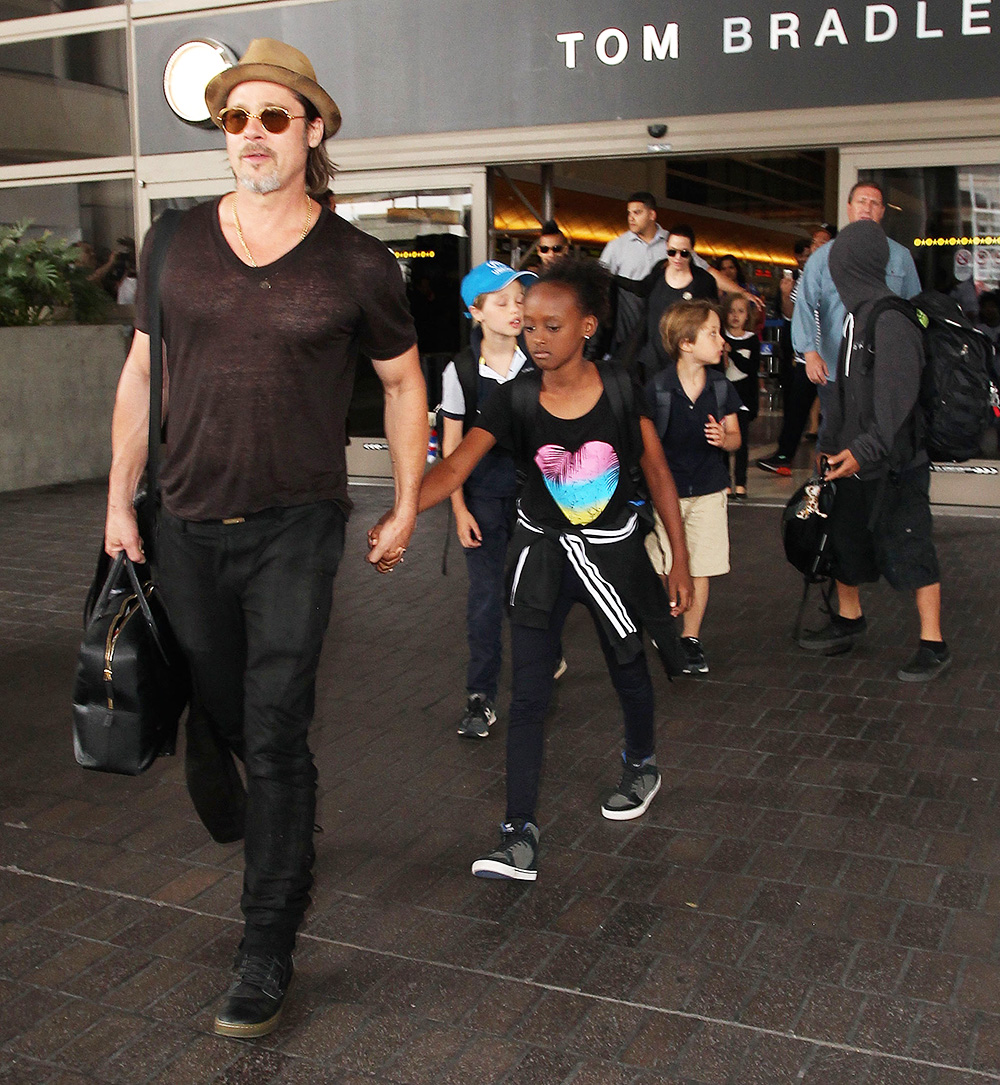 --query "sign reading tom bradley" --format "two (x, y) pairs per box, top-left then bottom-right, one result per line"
(134, 0), (1000, 154)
